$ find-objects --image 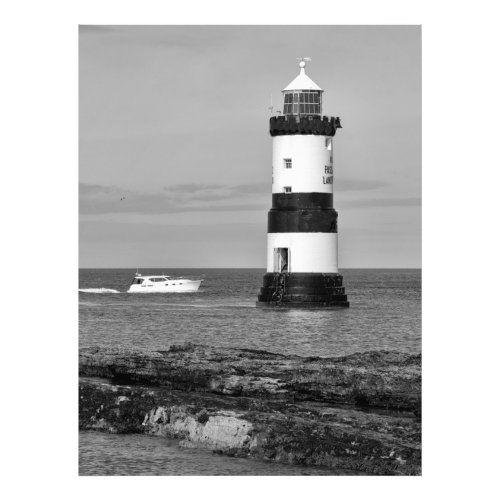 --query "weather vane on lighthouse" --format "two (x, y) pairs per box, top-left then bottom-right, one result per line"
(296, 56), (311, 67)
(256, 60), (349, 307)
